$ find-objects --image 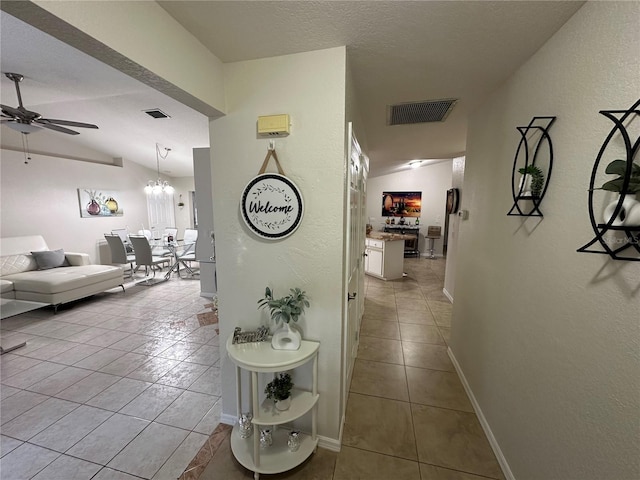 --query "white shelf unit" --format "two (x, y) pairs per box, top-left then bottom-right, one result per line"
(226, 337), (320, 480)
